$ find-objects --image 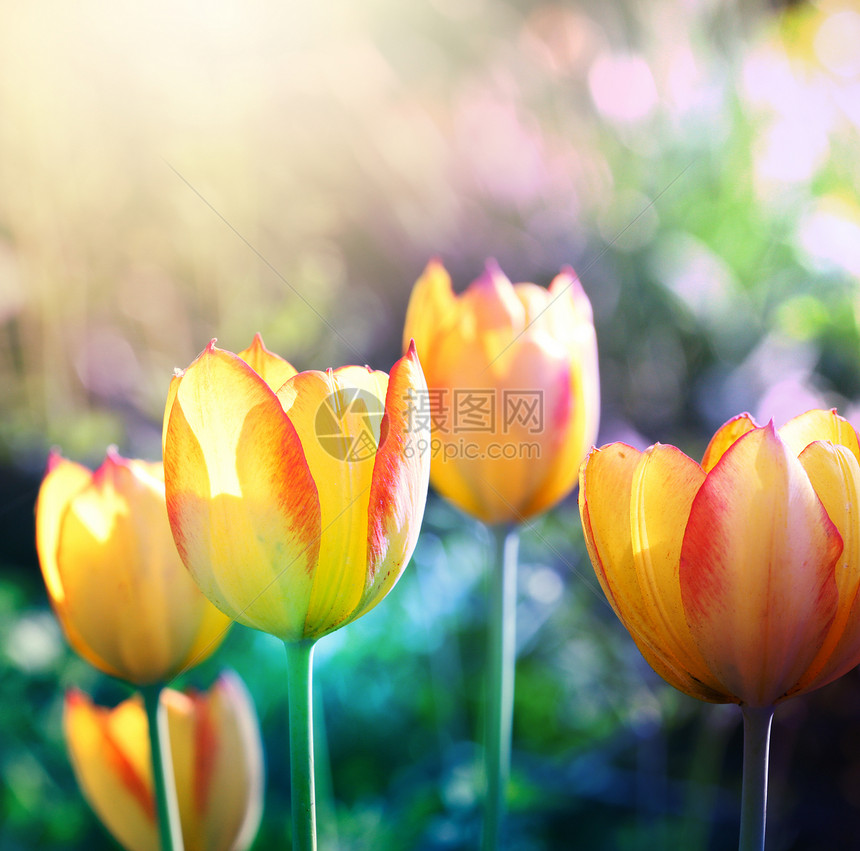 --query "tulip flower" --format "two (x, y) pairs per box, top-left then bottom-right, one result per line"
(402, 257), (599, 525)
(162, 334), (431, 849)
(36, 449), (231, 686)
(64, 672), (264, 851)
(579, 409), (860, 851)
(403, 258), (600, 851)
